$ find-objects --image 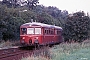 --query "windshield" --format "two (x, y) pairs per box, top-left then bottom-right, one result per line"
(27, 28), (34, 34)
(27, 28), (41, 35)
(35, 28), (41, 34)
(21, 28), (41, 35)
(21, 28), (27, 34)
